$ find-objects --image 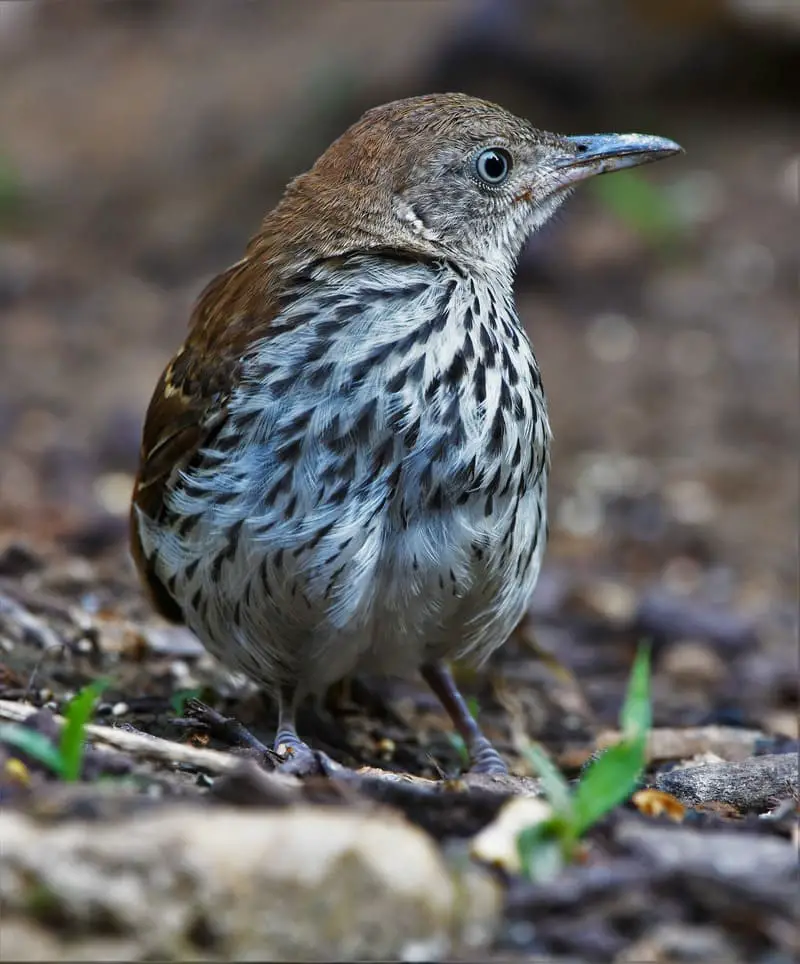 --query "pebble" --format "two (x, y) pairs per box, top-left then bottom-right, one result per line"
(664, 478), (717, 526)
(660, 640), (728, 687)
